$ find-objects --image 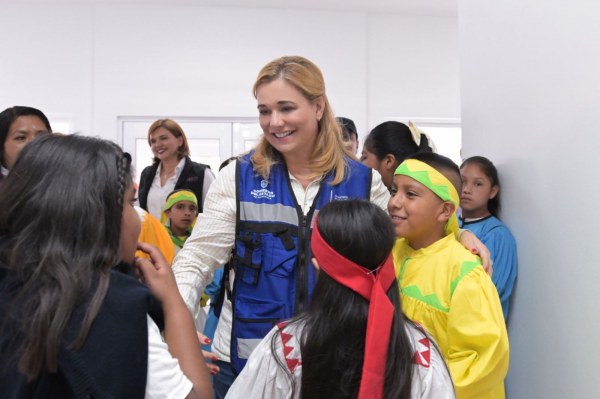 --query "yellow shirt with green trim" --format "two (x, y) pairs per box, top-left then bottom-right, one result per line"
(393, 233), (509, 399)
